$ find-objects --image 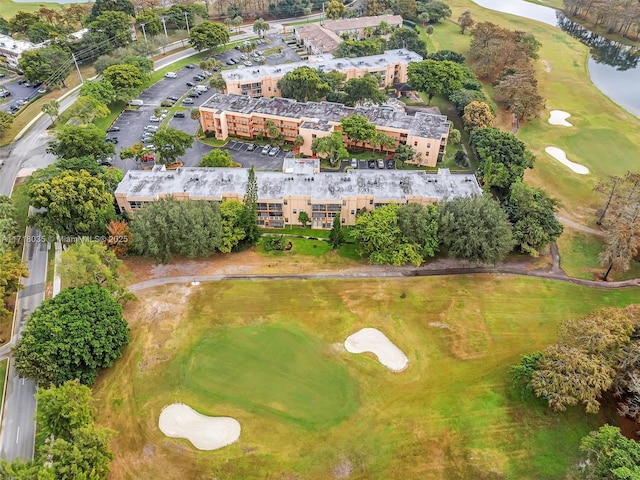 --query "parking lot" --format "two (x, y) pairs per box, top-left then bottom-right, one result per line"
(224, 140), (287, 170)
(106, 65), (215, 172)
(0, 74), (45, 114)
(217, 34), (301, 68)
